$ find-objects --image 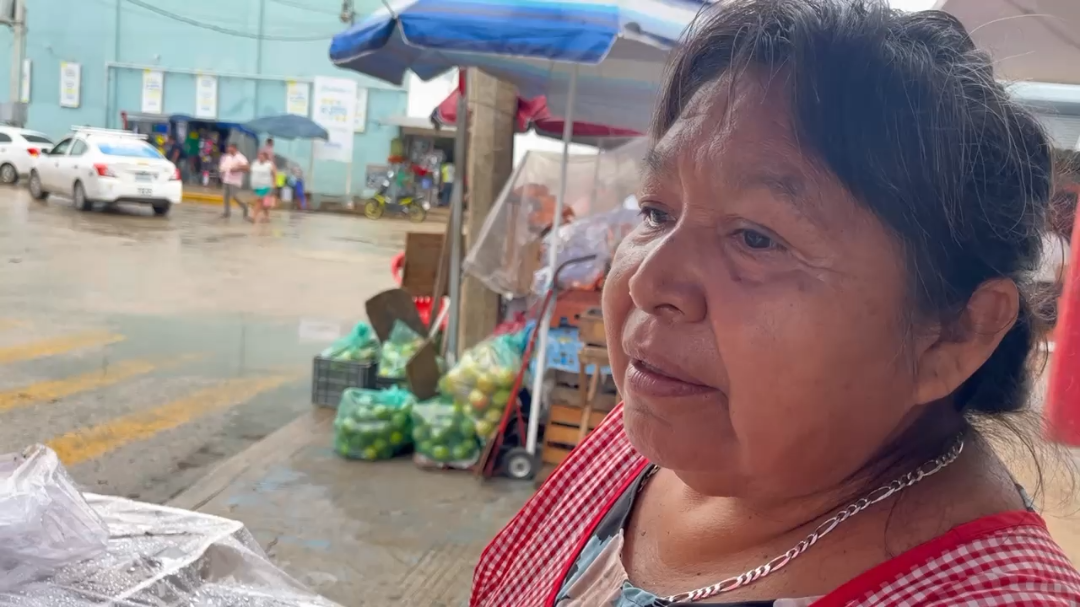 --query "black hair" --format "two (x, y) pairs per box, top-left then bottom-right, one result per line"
(656, 0), (1053, 420)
